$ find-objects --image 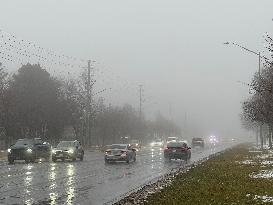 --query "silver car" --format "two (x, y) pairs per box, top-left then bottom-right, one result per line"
(52, 140), (84, 162)
(104, 144), (136, 163)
